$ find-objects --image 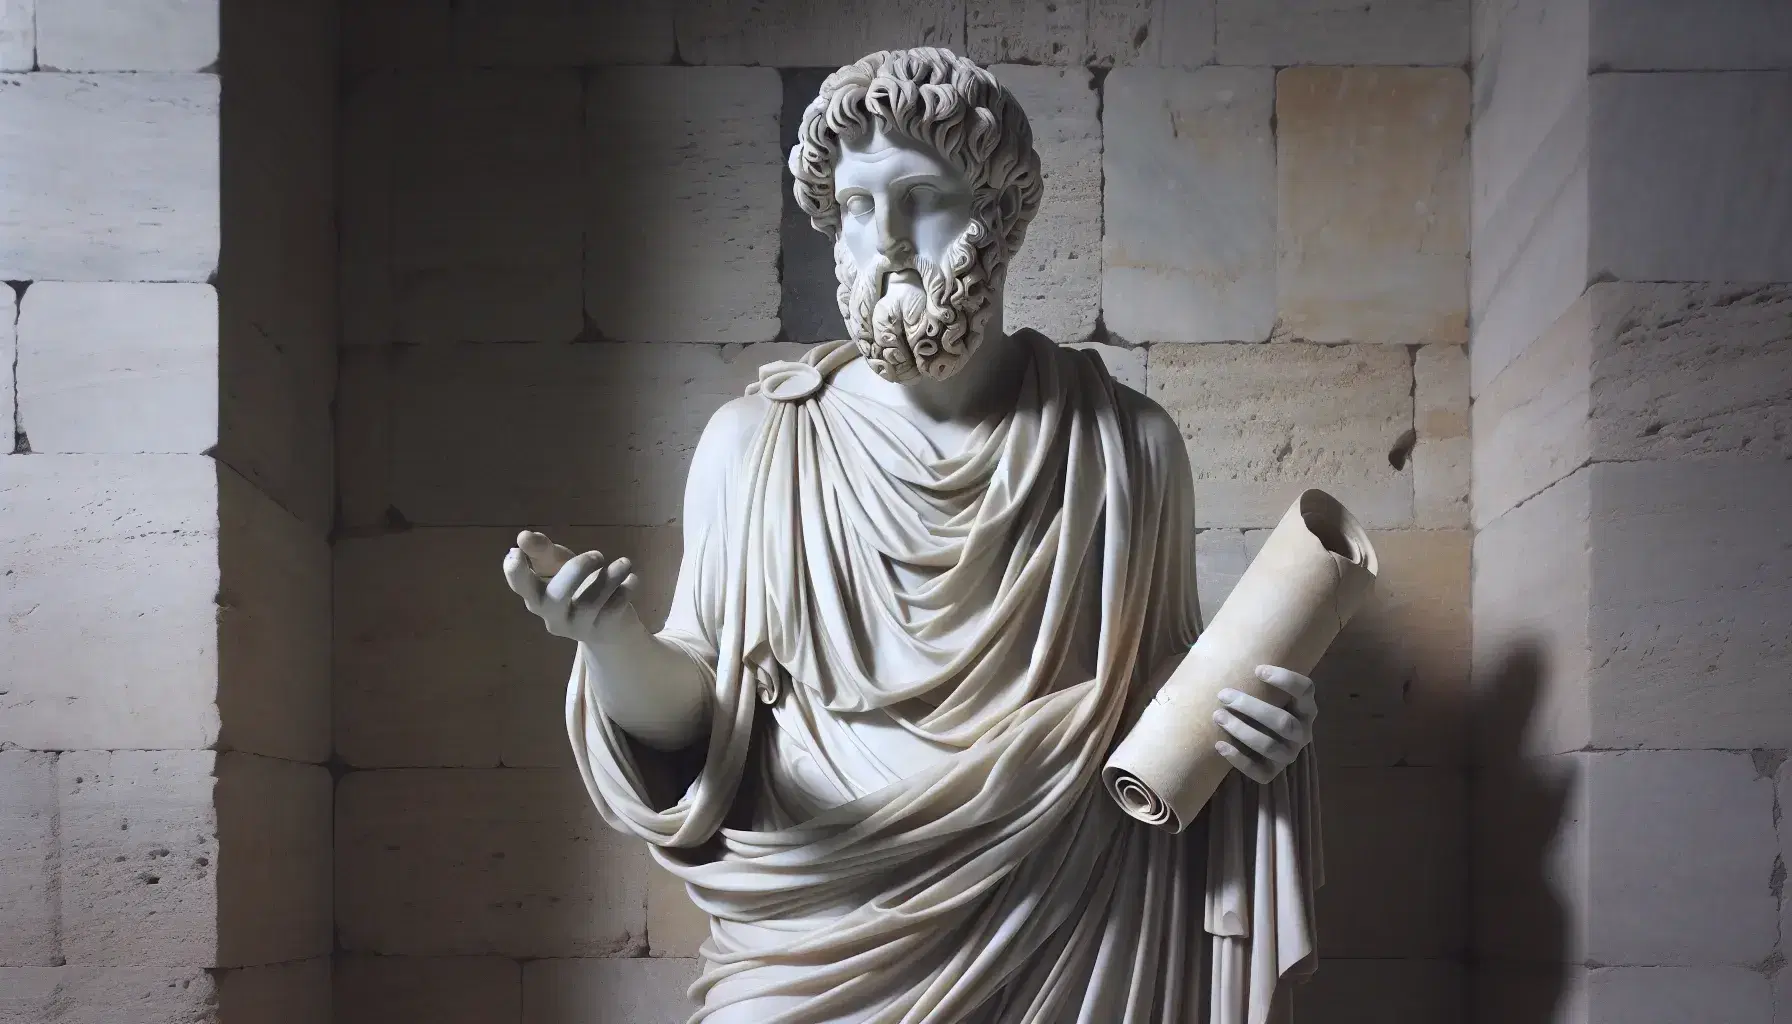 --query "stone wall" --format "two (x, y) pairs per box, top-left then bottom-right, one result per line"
(332, 4), (1473, 1021)
(1, 0), (337, 1021)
